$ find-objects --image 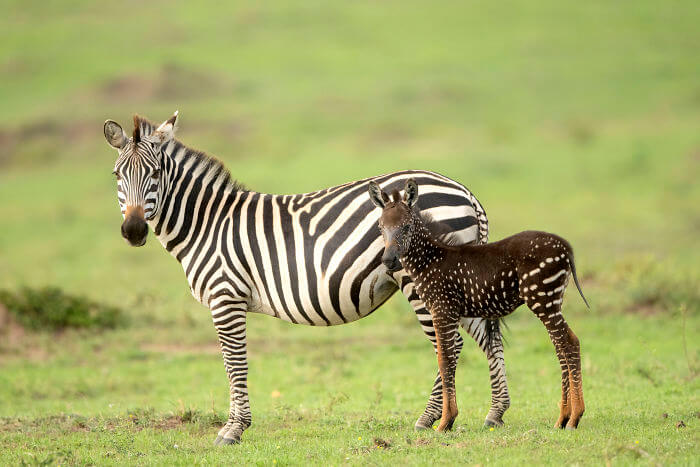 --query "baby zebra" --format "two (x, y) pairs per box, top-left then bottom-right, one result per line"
(368, 179), (589, 431)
